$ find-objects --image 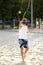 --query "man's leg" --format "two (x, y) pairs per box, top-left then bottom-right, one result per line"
(23, 48), (28, 58)
(20, 48), (24, 61)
